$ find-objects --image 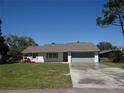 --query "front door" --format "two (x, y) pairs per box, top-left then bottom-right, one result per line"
(63, 52), (68, 62)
